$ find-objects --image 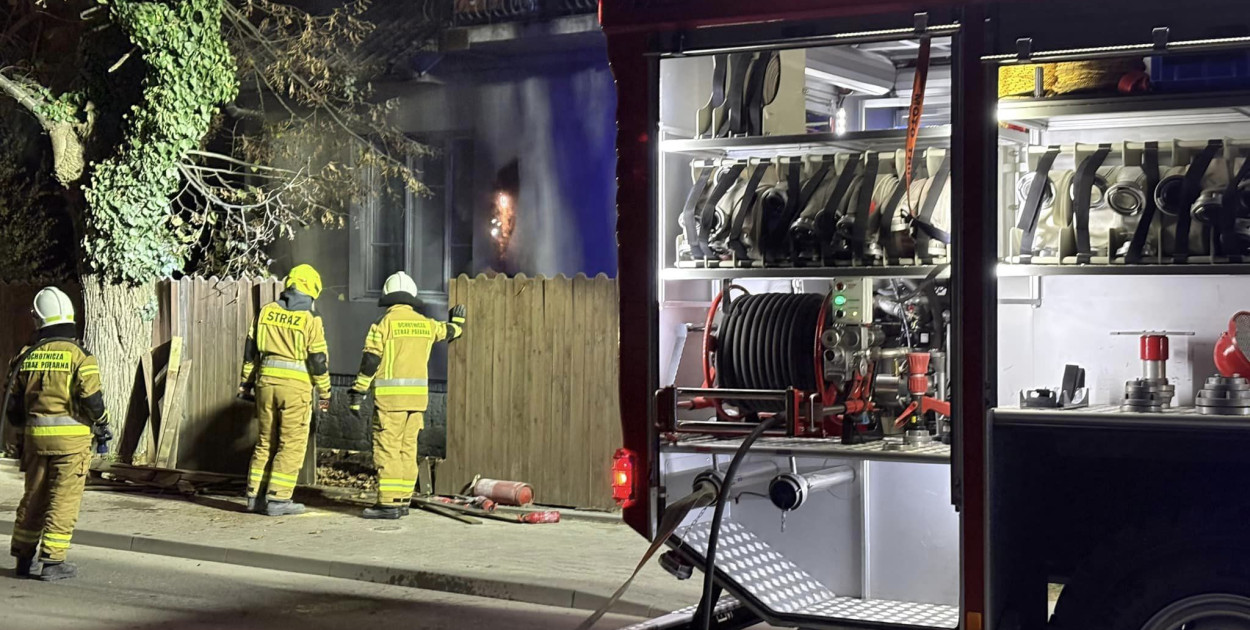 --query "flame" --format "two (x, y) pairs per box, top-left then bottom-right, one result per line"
(492, 191), (516, 257)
